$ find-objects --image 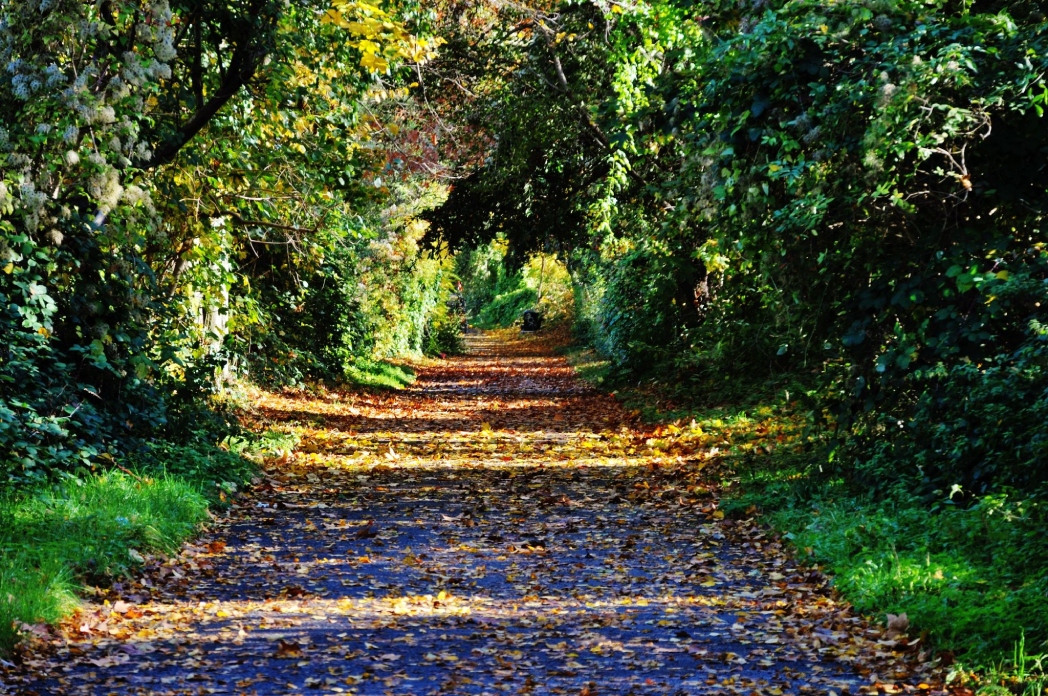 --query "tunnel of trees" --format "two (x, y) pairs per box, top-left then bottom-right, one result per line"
(2, 0), (1048, 676)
